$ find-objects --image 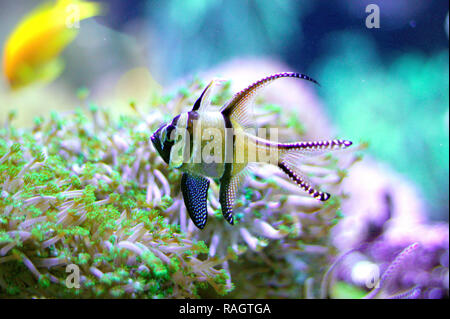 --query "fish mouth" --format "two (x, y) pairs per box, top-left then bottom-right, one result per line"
(150, 131), (157, 145)
(150, 125), (171, 164)
(150, 129), (162, 152)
